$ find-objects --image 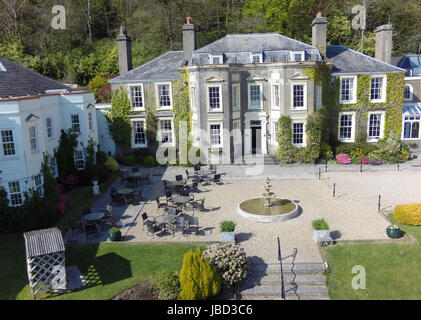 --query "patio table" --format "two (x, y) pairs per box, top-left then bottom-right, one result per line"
(155, 214), (177, 234)
(117, 188), (133, 195)
(172, 196), (190, 205)
(171, 180), (185, 186)
(84, 212), (105, 222)
(128, 172), (142, 185)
